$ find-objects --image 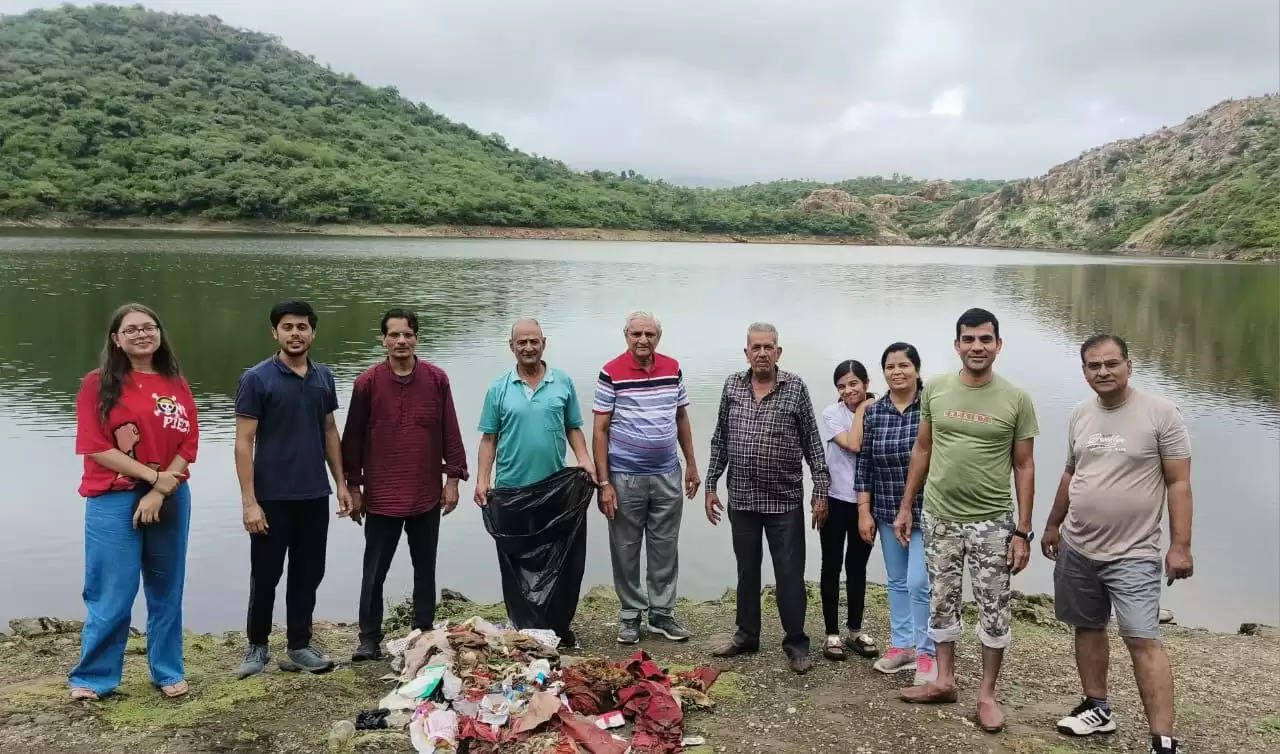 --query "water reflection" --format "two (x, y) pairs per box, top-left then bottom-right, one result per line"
(1000, 263), (1280, 405)
(0, 232), (1275, 632)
